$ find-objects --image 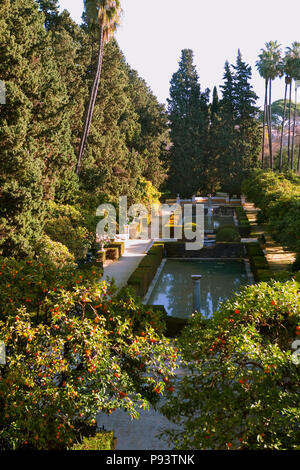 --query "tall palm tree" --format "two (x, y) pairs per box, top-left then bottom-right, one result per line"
(256, 41), (282, 170)
(286, 42), (300, 170)
(256, 56), (269, 169)
(76, 0), (122, 175)
(279, 52), (293, 171)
